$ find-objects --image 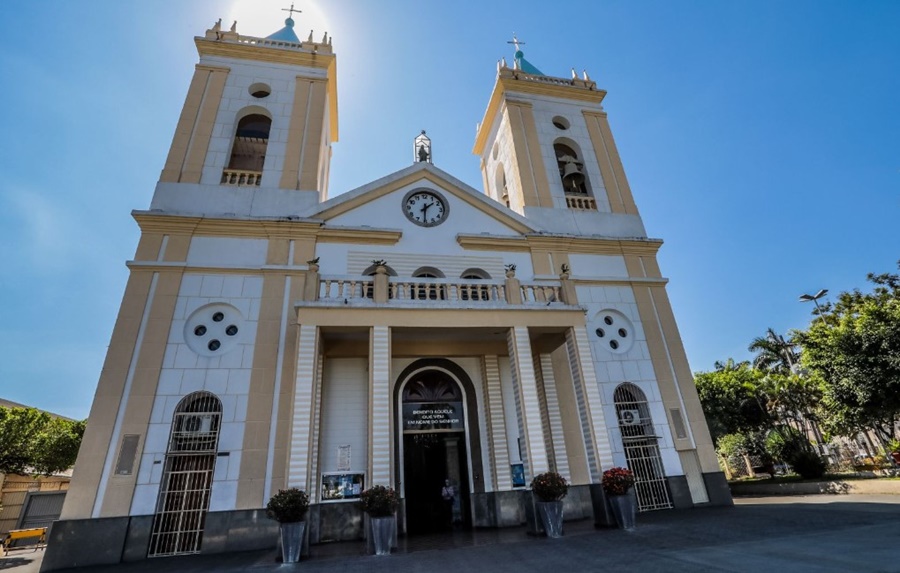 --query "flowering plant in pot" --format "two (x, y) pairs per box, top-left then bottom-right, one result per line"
(359, 485), (399, 555)
(602, 467), (637, 530)
(601, 467), (635, 496)
(531, 471), (568, 502)
(530, 471), (568, 538)
(266, 488), (310, 563)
